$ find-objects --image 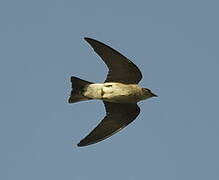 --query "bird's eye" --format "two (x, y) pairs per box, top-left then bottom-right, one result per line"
(144, 88), (150, 92)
